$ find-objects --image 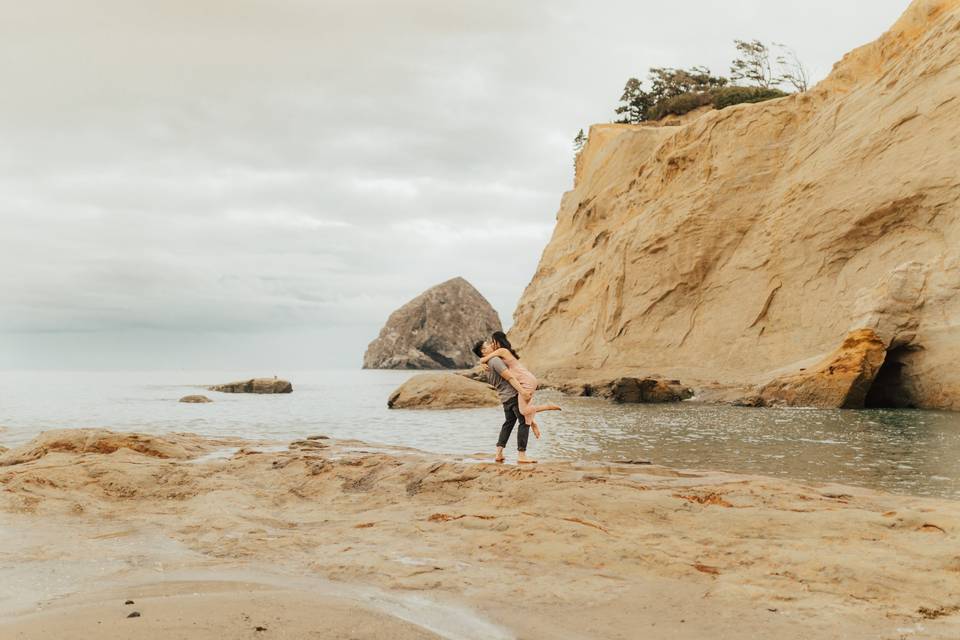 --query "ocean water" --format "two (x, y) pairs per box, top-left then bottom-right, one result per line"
(1, 369), (958, 500)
